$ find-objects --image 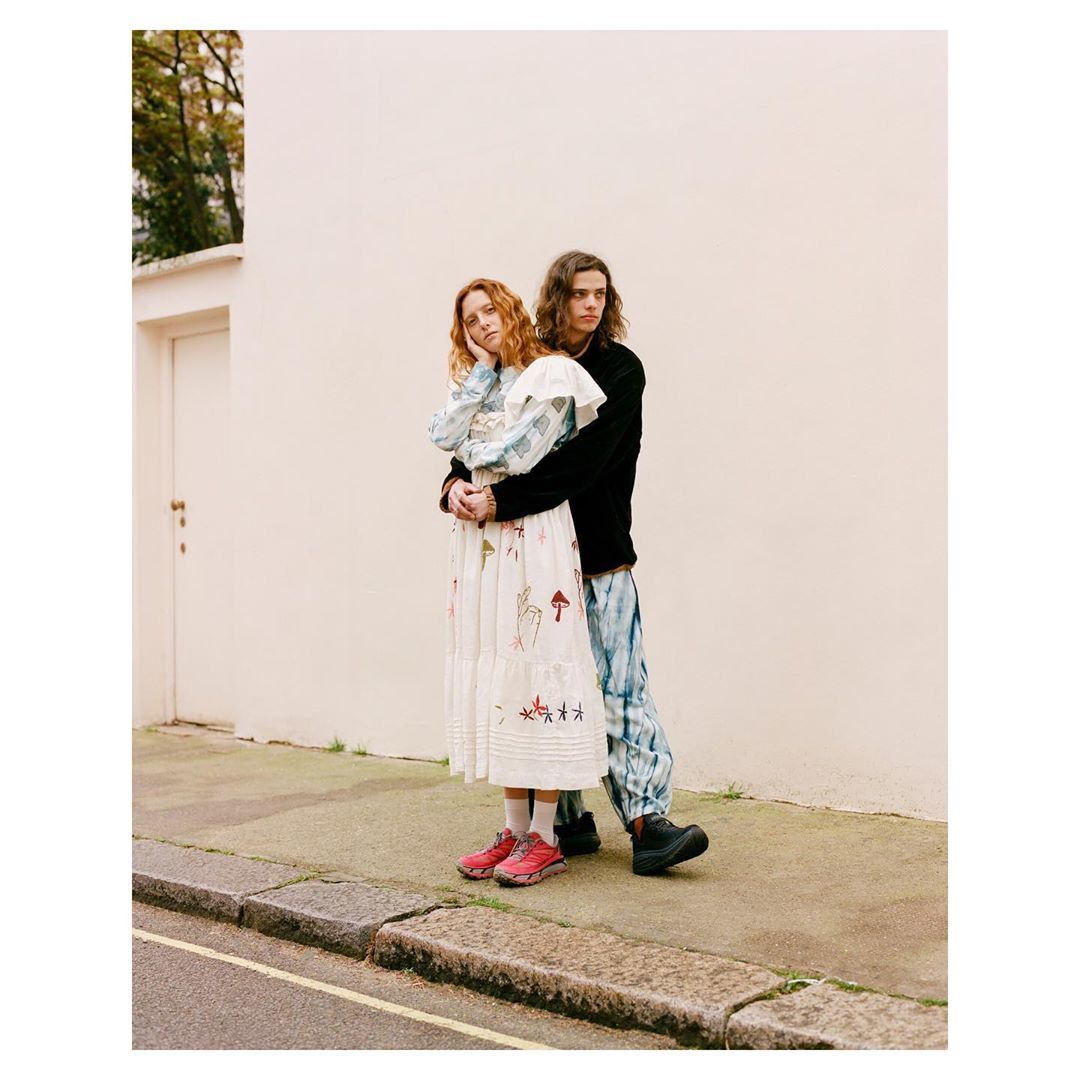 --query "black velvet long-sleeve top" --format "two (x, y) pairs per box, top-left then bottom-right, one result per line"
(440, 334), (645, 577)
